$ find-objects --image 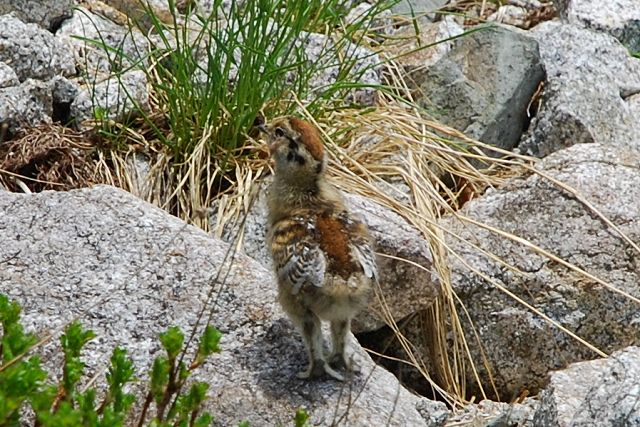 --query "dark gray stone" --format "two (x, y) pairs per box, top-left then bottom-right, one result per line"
(417, 25), (544, 153)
